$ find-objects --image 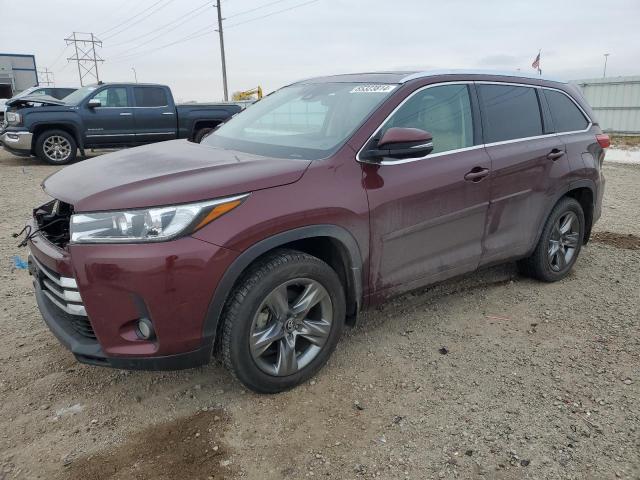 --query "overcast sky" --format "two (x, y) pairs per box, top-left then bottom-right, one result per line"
(1, 0), (638, 102)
